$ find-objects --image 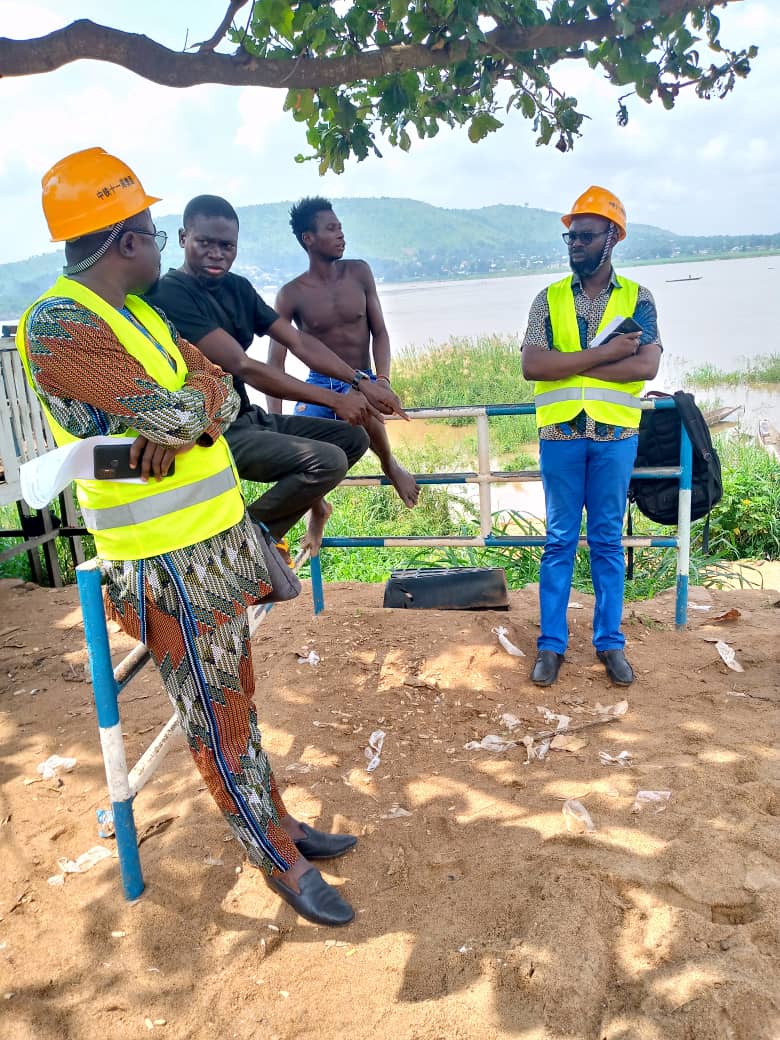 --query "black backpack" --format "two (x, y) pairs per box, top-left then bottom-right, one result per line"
(628, 390), (722, 541)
